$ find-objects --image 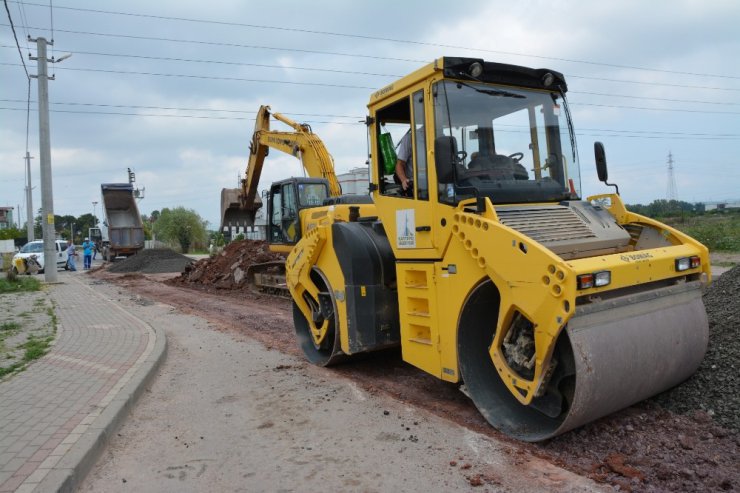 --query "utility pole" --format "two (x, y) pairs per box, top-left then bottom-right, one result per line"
(24, 151), (34, 241)
(29, 37), (71, 282)
(29, 36), (57, 282)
